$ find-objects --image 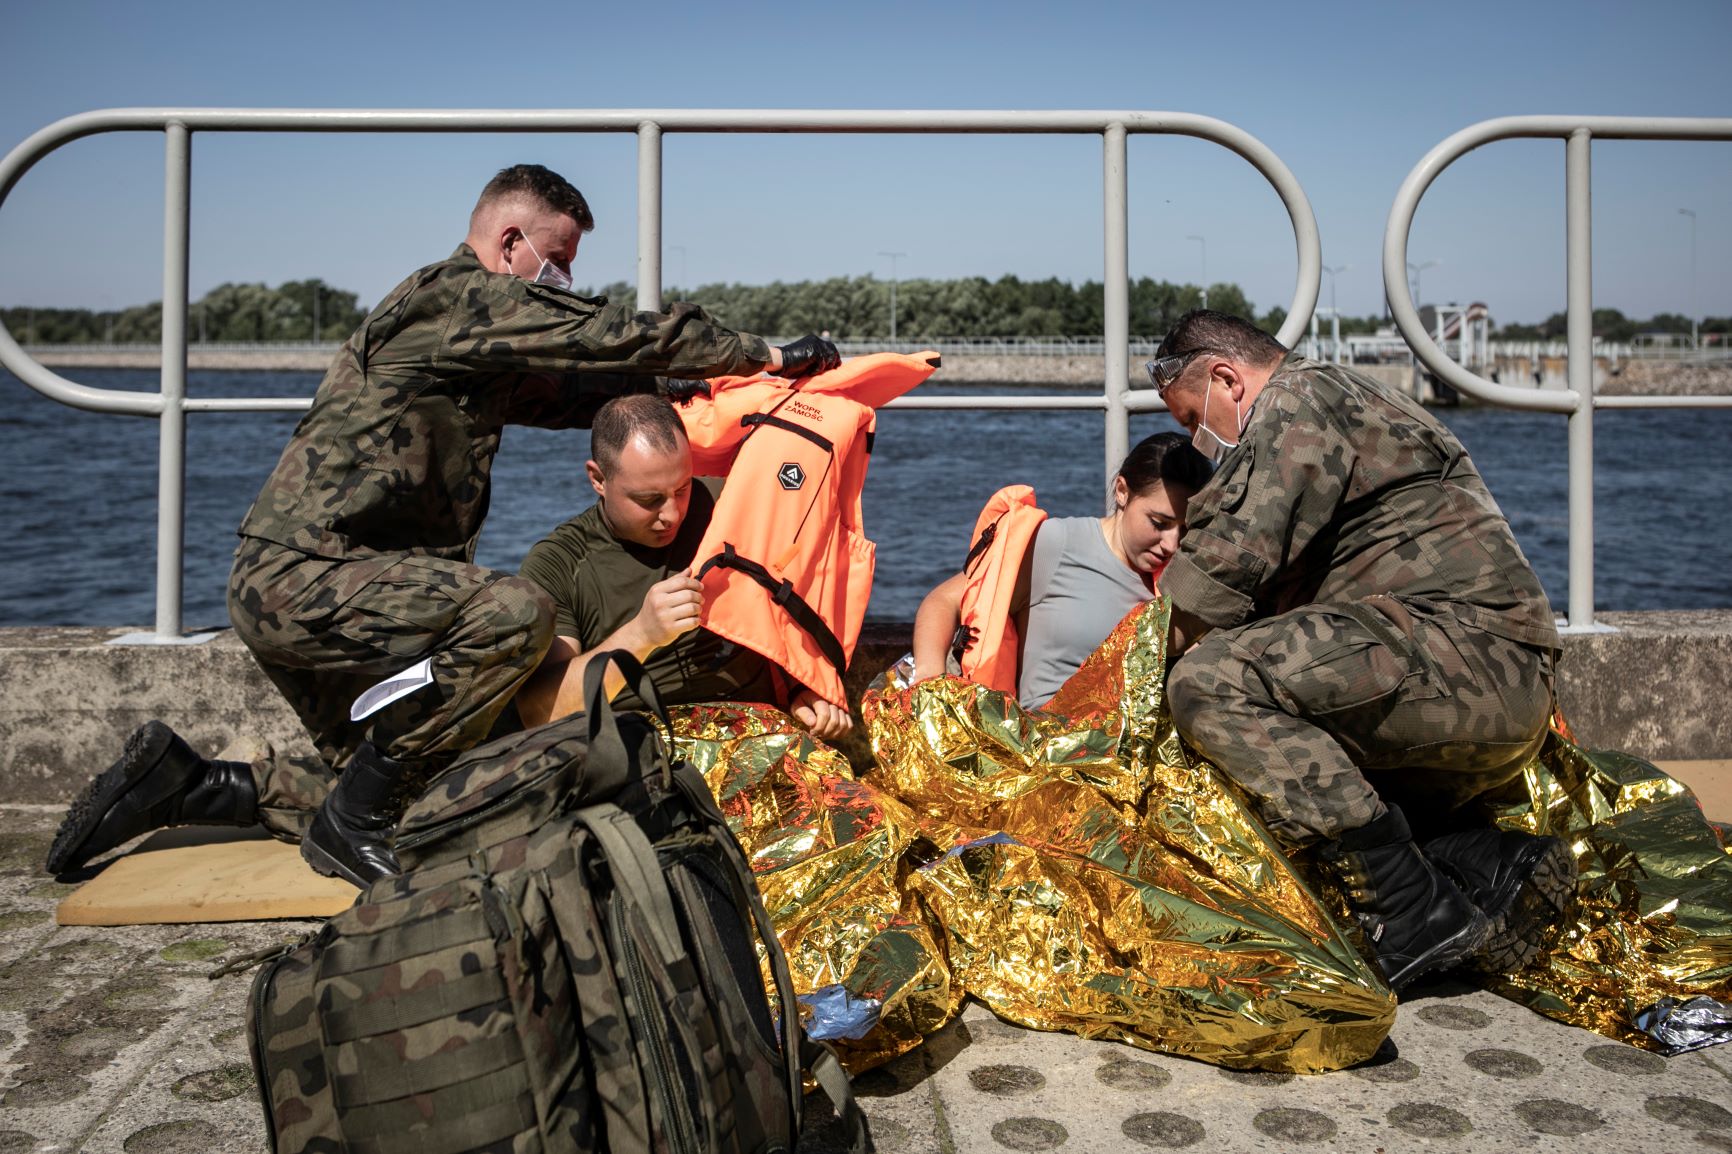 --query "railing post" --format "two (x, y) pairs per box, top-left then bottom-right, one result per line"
(1565, 128), (1595, 630)
(1102, 121), (1129, 502)
(155, 122), (191, 638)
(637, 120), (662, 312)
